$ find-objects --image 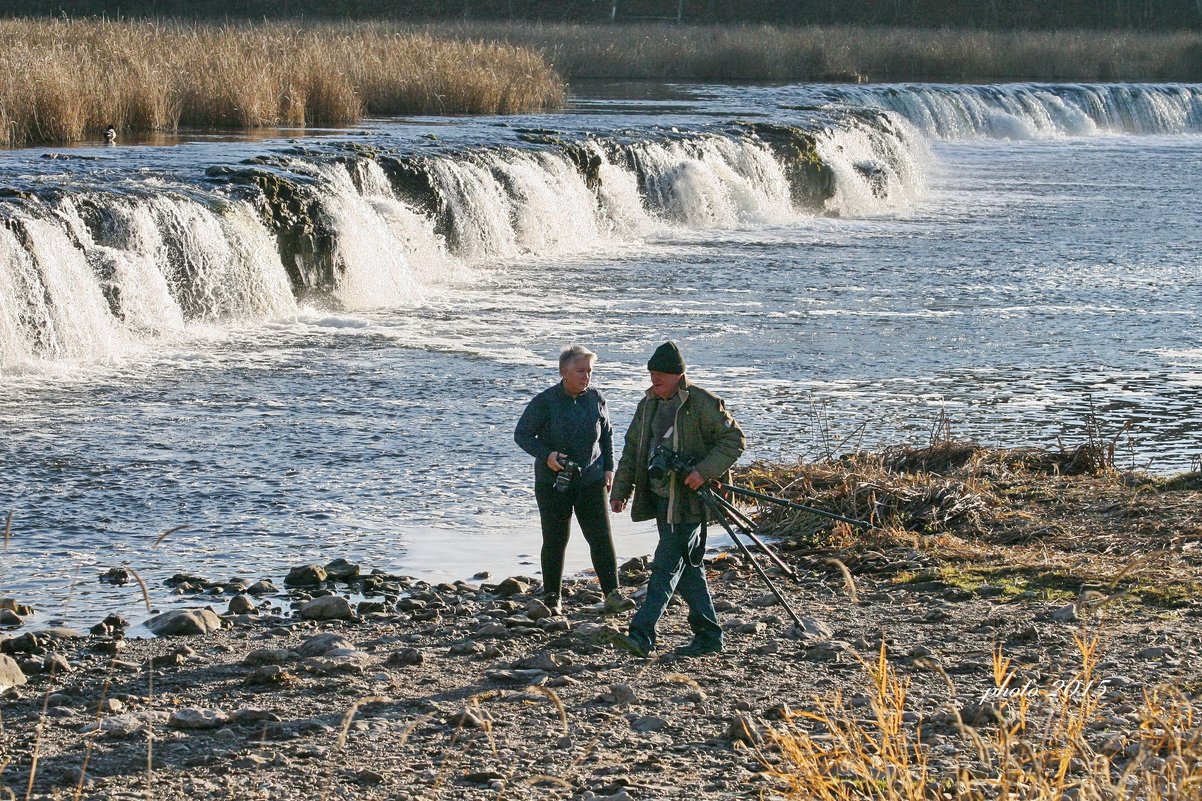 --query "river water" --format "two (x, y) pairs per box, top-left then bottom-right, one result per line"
(1, 83), (1200, 629)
